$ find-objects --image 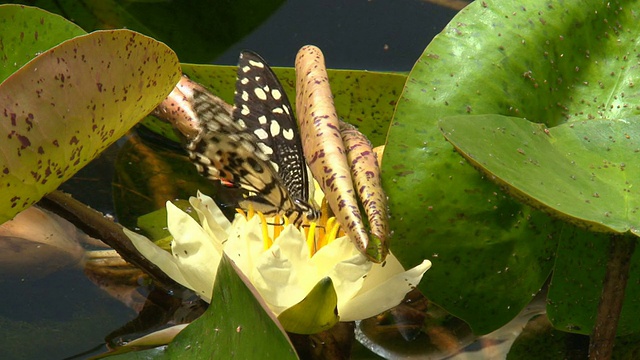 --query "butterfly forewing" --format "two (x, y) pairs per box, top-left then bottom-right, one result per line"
(232, 51), (311, 212)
